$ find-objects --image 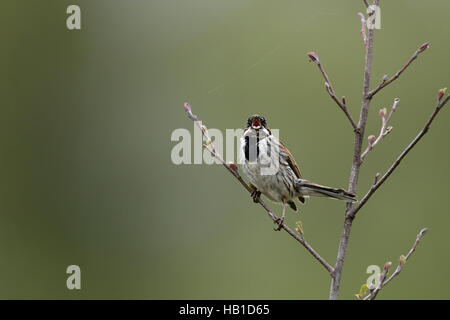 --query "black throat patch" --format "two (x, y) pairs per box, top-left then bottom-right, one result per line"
(244, 131), (260, 162)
